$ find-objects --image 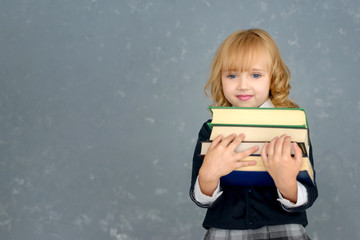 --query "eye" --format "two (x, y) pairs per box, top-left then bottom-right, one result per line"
(252, 73), (262, 78)
(227, 74), (237, 79)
